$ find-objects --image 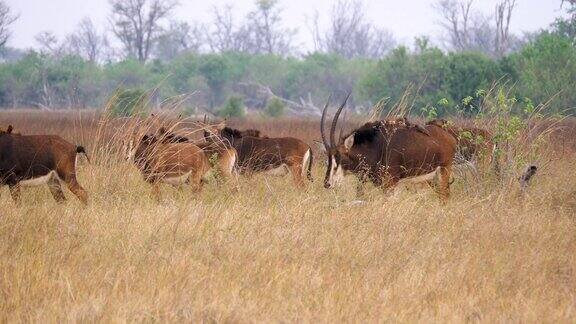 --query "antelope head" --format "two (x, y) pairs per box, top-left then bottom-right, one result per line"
(202, 115), (226, 142)
(320, 94), (354, 189)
